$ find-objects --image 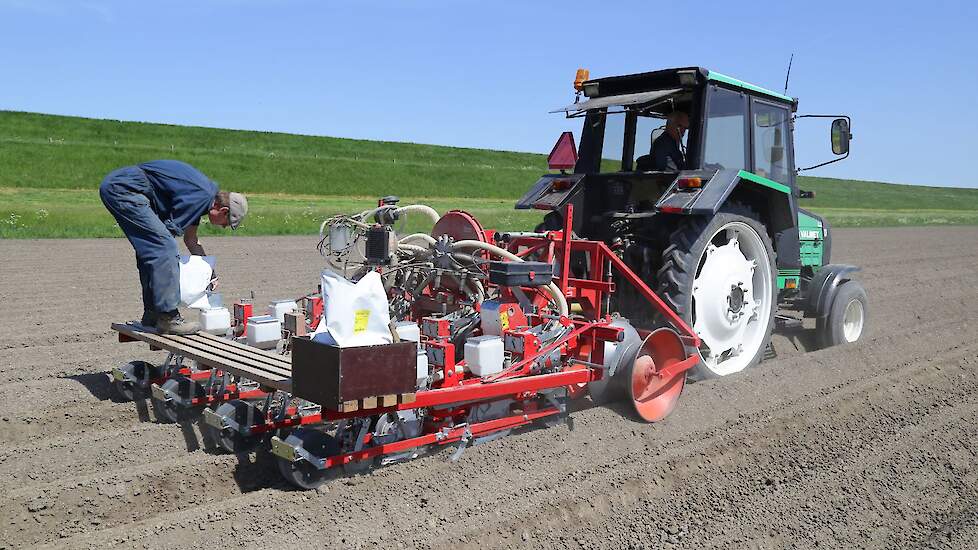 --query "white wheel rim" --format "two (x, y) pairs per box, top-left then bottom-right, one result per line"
(691, 221), (773, 376)
(842, 299), (864, 342)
